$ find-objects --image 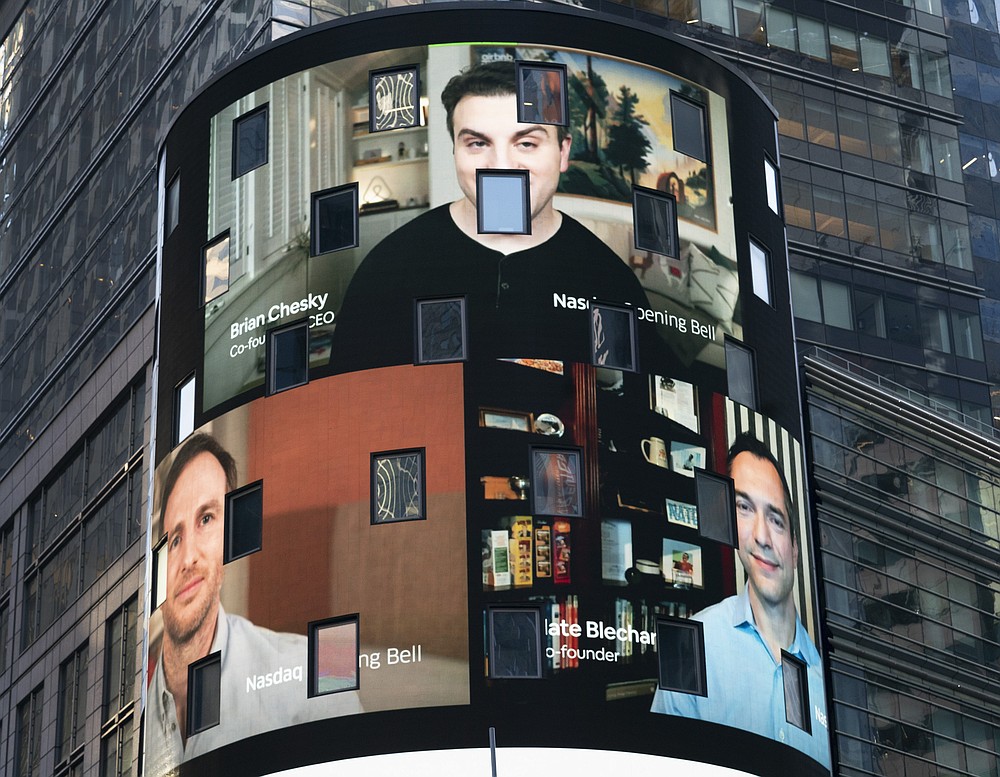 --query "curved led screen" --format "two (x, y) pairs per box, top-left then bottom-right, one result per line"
(151, 13), (828, 777)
